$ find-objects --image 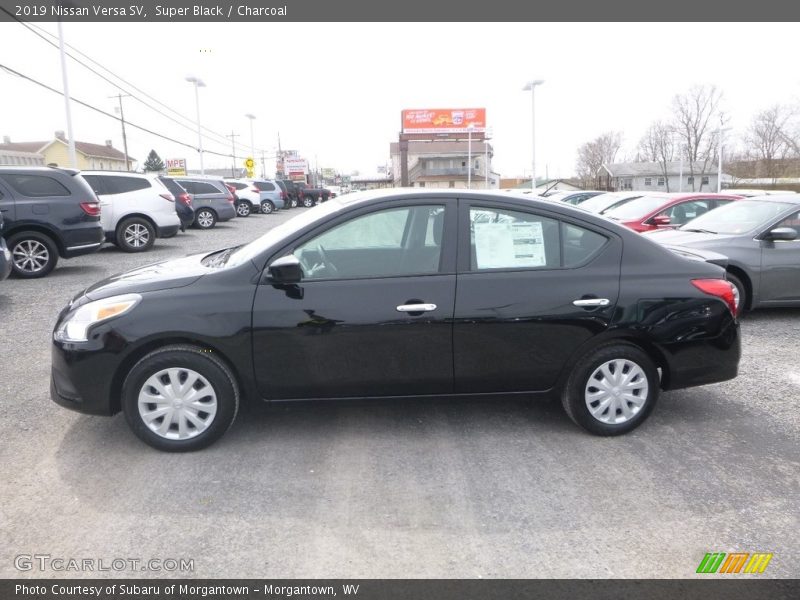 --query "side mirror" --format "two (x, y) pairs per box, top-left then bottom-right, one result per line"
(765, 227), (798, 241)
(652, 215), (672, 226)
(267, 255), (303, 283)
